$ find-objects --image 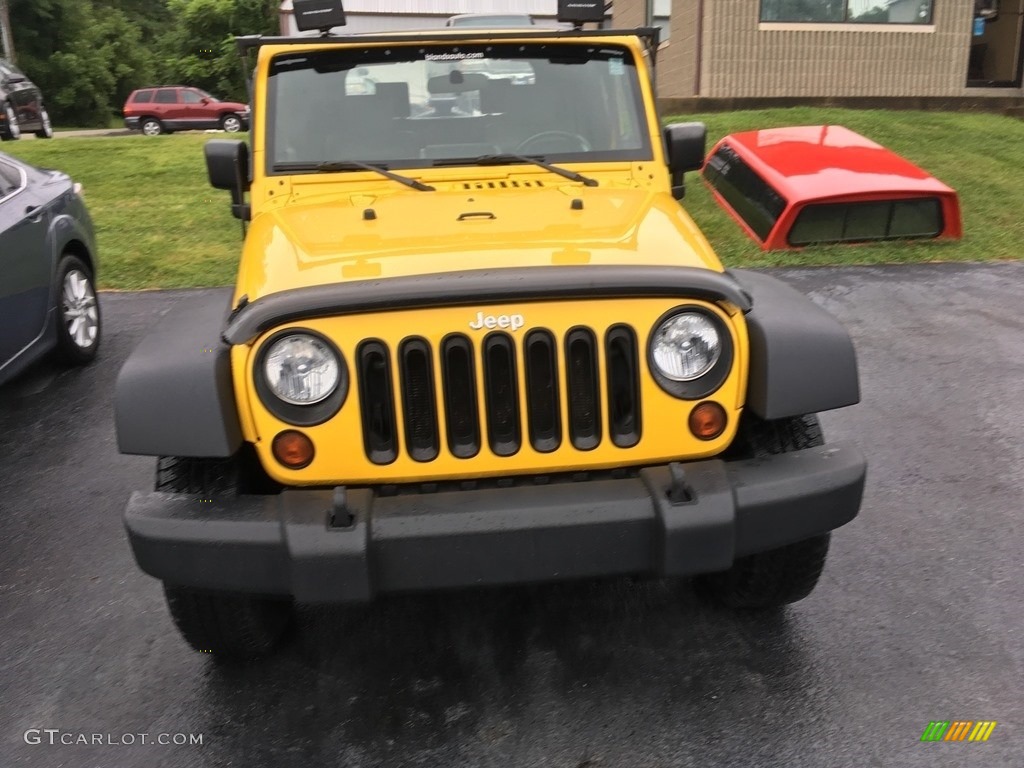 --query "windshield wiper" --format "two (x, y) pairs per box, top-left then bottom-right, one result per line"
(274, 161), (435, 191)
(434, 154), (598, 187)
